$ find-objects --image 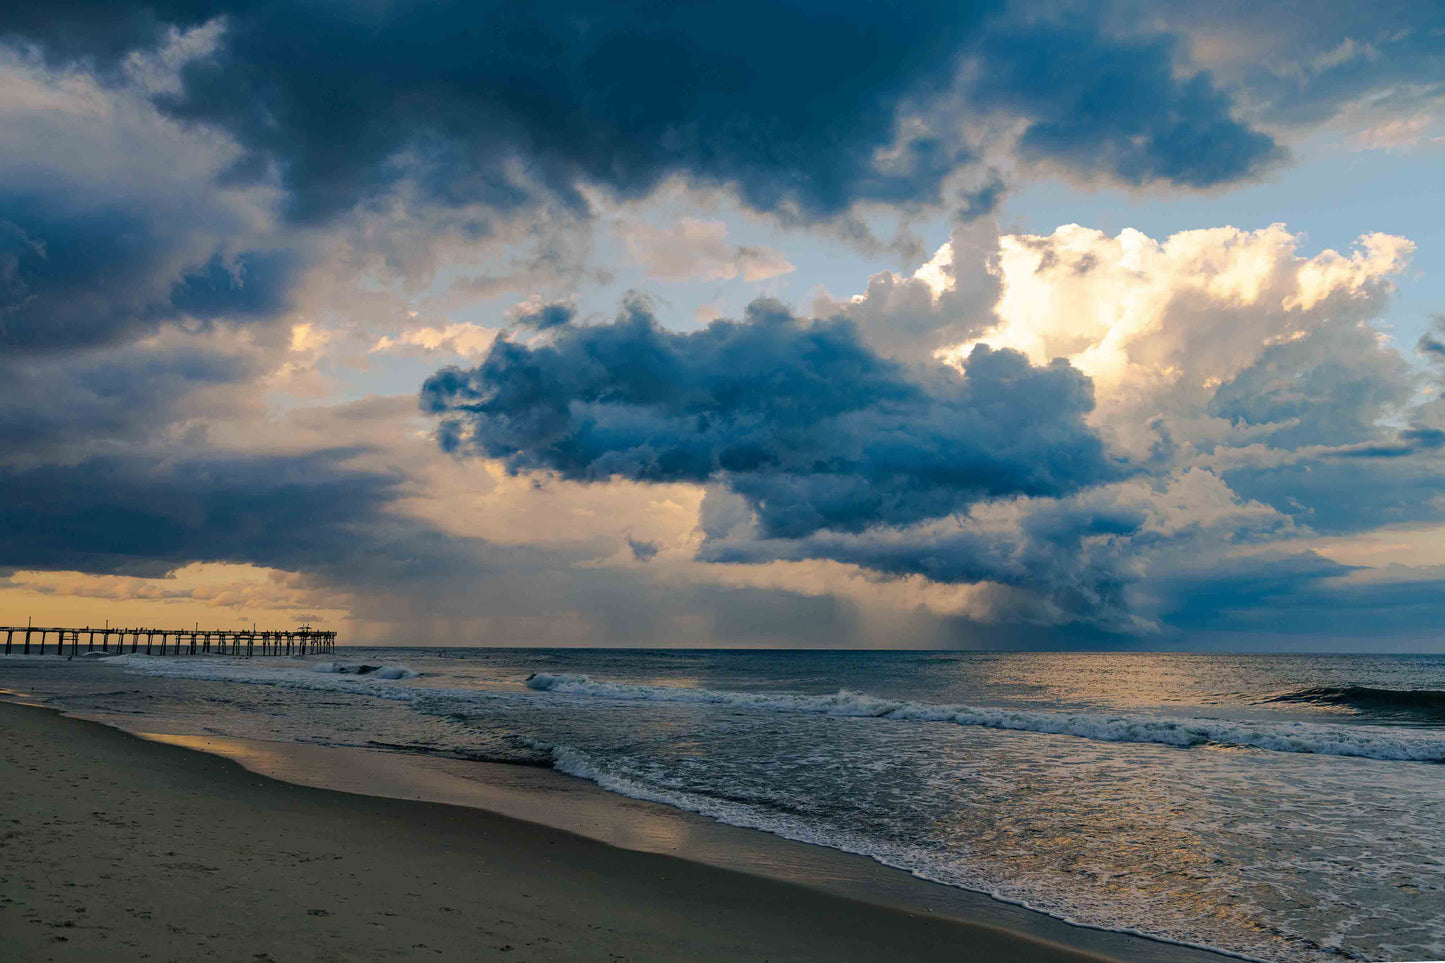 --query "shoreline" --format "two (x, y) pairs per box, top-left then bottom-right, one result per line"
(132, 732), (1241, 963)
(1, 698), (1112, 963)
(0, 687), (1236, 963)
